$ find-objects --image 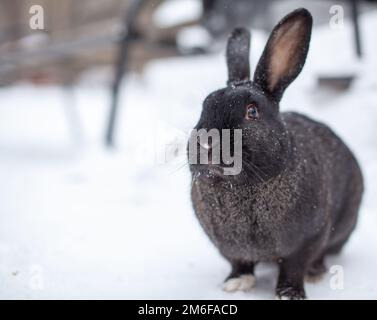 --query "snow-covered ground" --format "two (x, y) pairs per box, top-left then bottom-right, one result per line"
(1, 9), (377, 300)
